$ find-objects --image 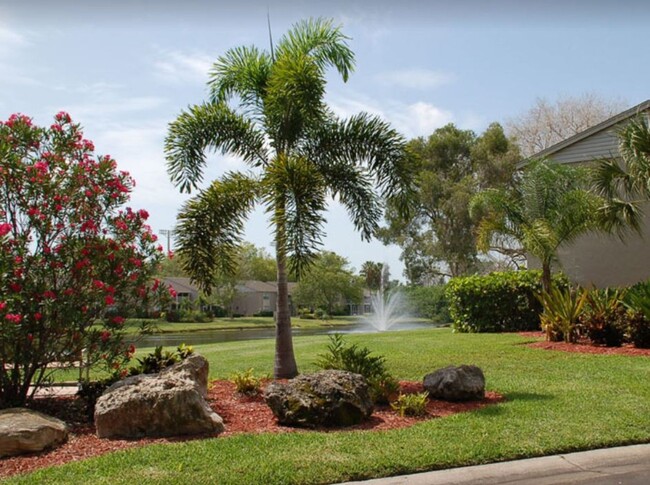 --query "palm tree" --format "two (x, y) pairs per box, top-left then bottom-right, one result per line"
(470, 159), (600, 292)
(164, 18), (414, 378)
(593, 115), (650, 235)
